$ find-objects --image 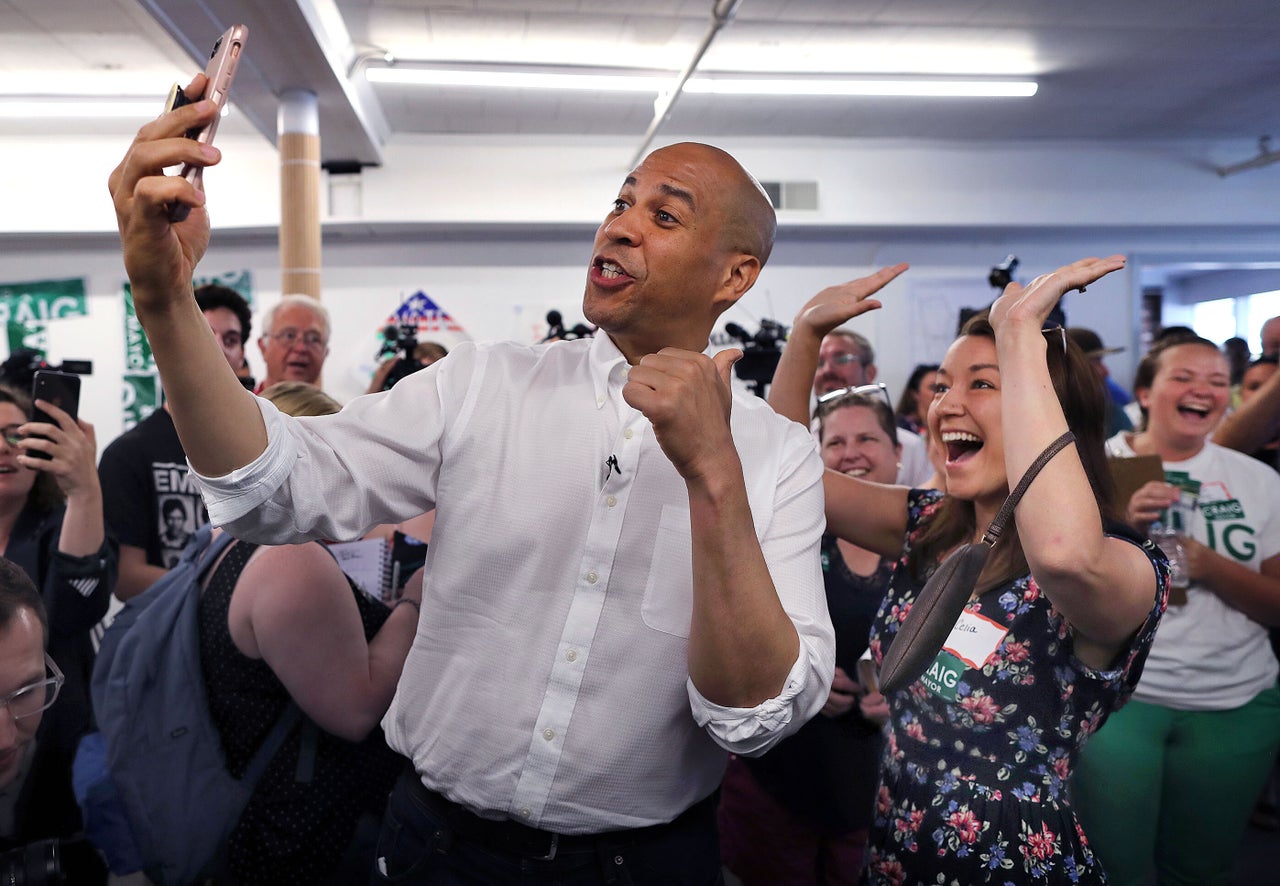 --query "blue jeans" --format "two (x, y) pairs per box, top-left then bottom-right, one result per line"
(371, 770), (724, 885)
